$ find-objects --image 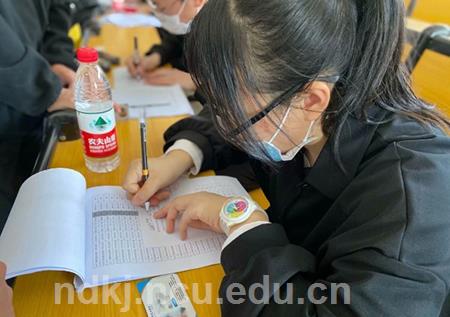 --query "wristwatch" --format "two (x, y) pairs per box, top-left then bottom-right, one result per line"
(219, 197), (267, 235)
